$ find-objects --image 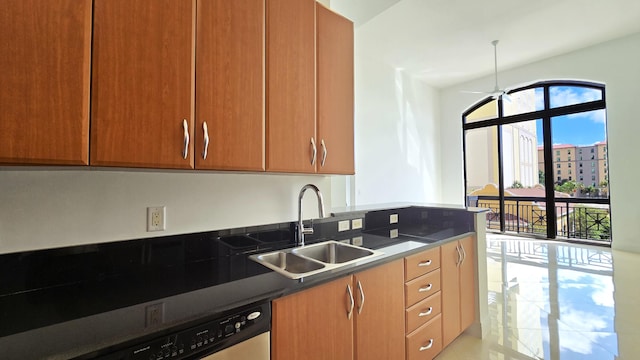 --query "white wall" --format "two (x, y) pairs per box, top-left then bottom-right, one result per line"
(440, 32), (640, 253)
(0, 169), (331, 254)
(352, 48), (442, 205)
